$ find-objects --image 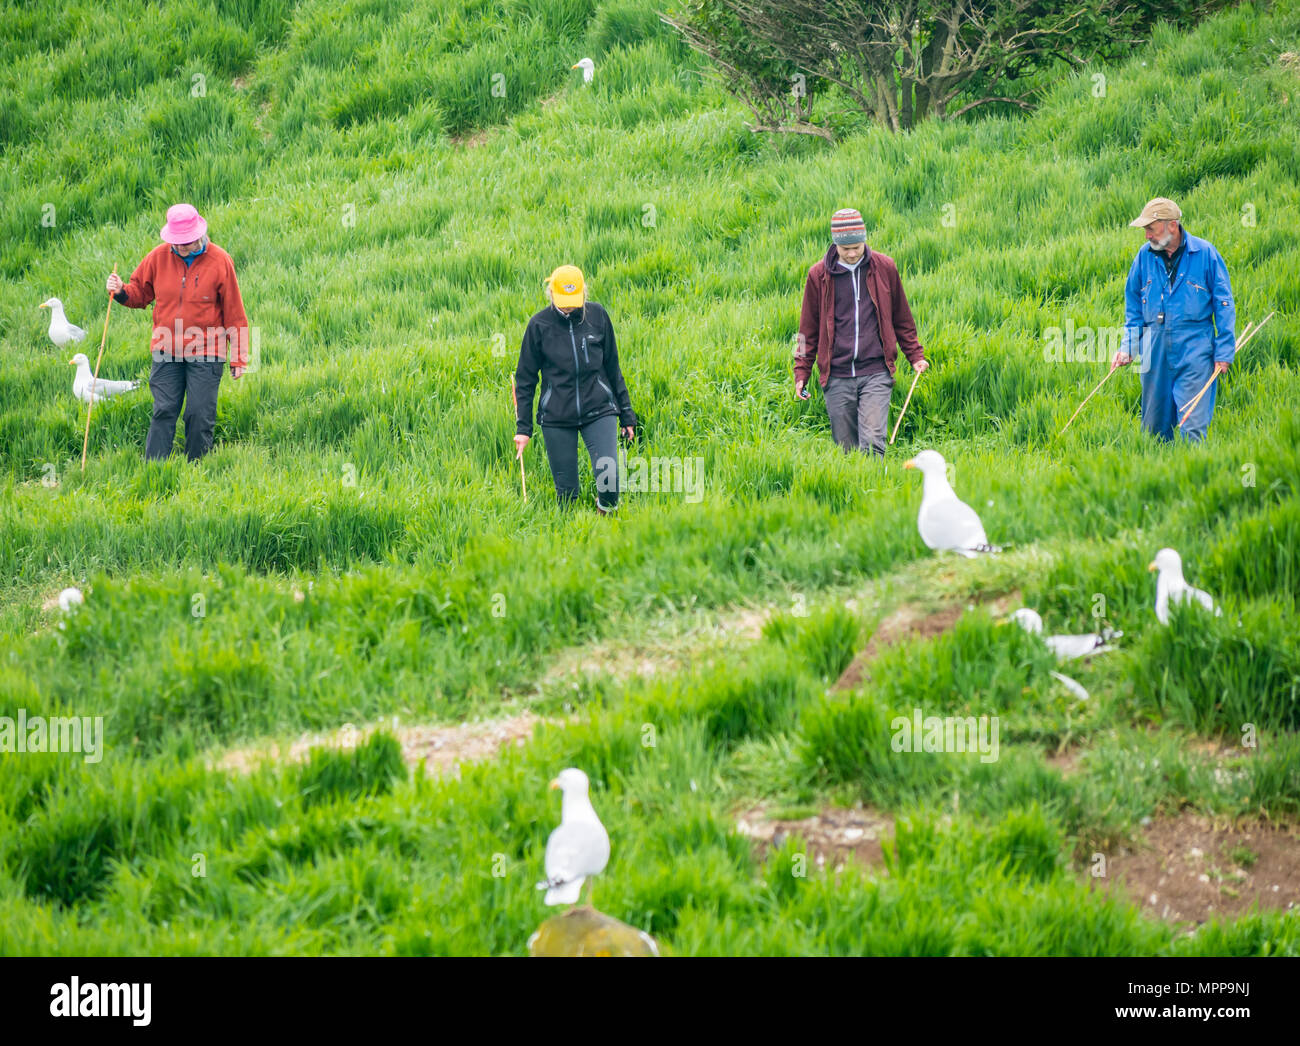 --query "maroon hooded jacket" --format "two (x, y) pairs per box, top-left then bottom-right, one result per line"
(795, 244), (925, 388)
